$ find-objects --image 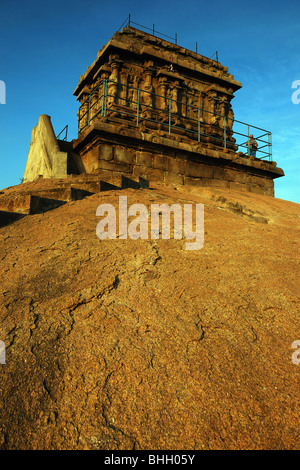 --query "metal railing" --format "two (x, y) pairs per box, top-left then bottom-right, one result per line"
(118, 14), (178, 45)
(118, 16), (219, 59)
(78, 79), (272, 161)
(56, 124), (68, 141)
